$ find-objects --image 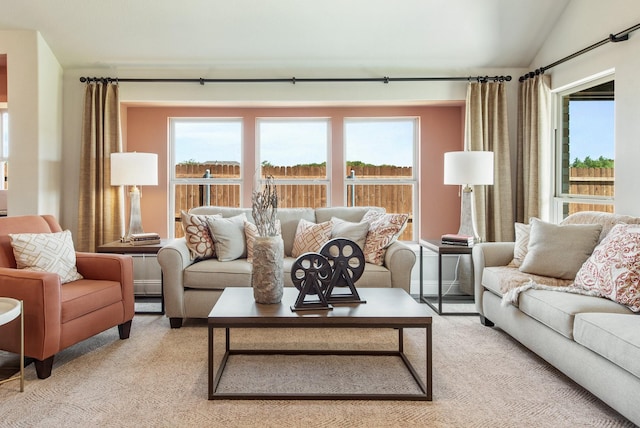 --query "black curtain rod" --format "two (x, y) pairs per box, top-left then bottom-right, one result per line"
(519, 22), (640, 82)
(79, 75), (512, 85)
